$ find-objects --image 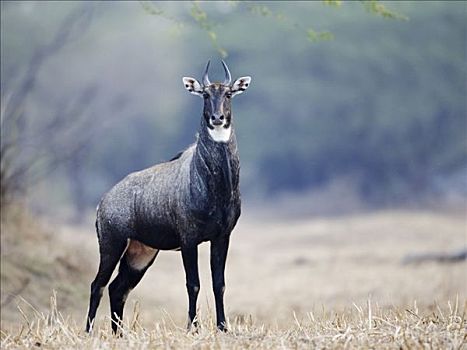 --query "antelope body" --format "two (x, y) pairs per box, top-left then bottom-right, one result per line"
(86, 61), (251, 333)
